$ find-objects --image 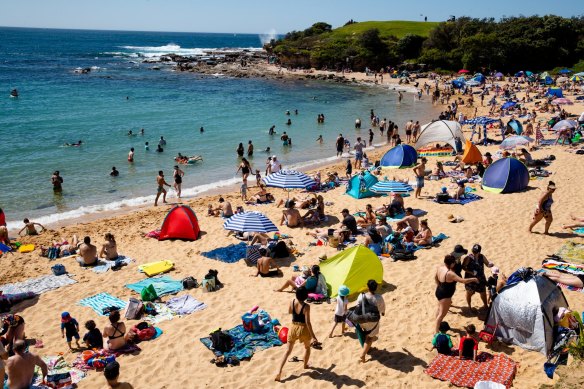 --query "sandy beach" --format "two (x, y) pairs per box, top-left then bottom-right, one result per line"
(3, 70), (584, 389)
